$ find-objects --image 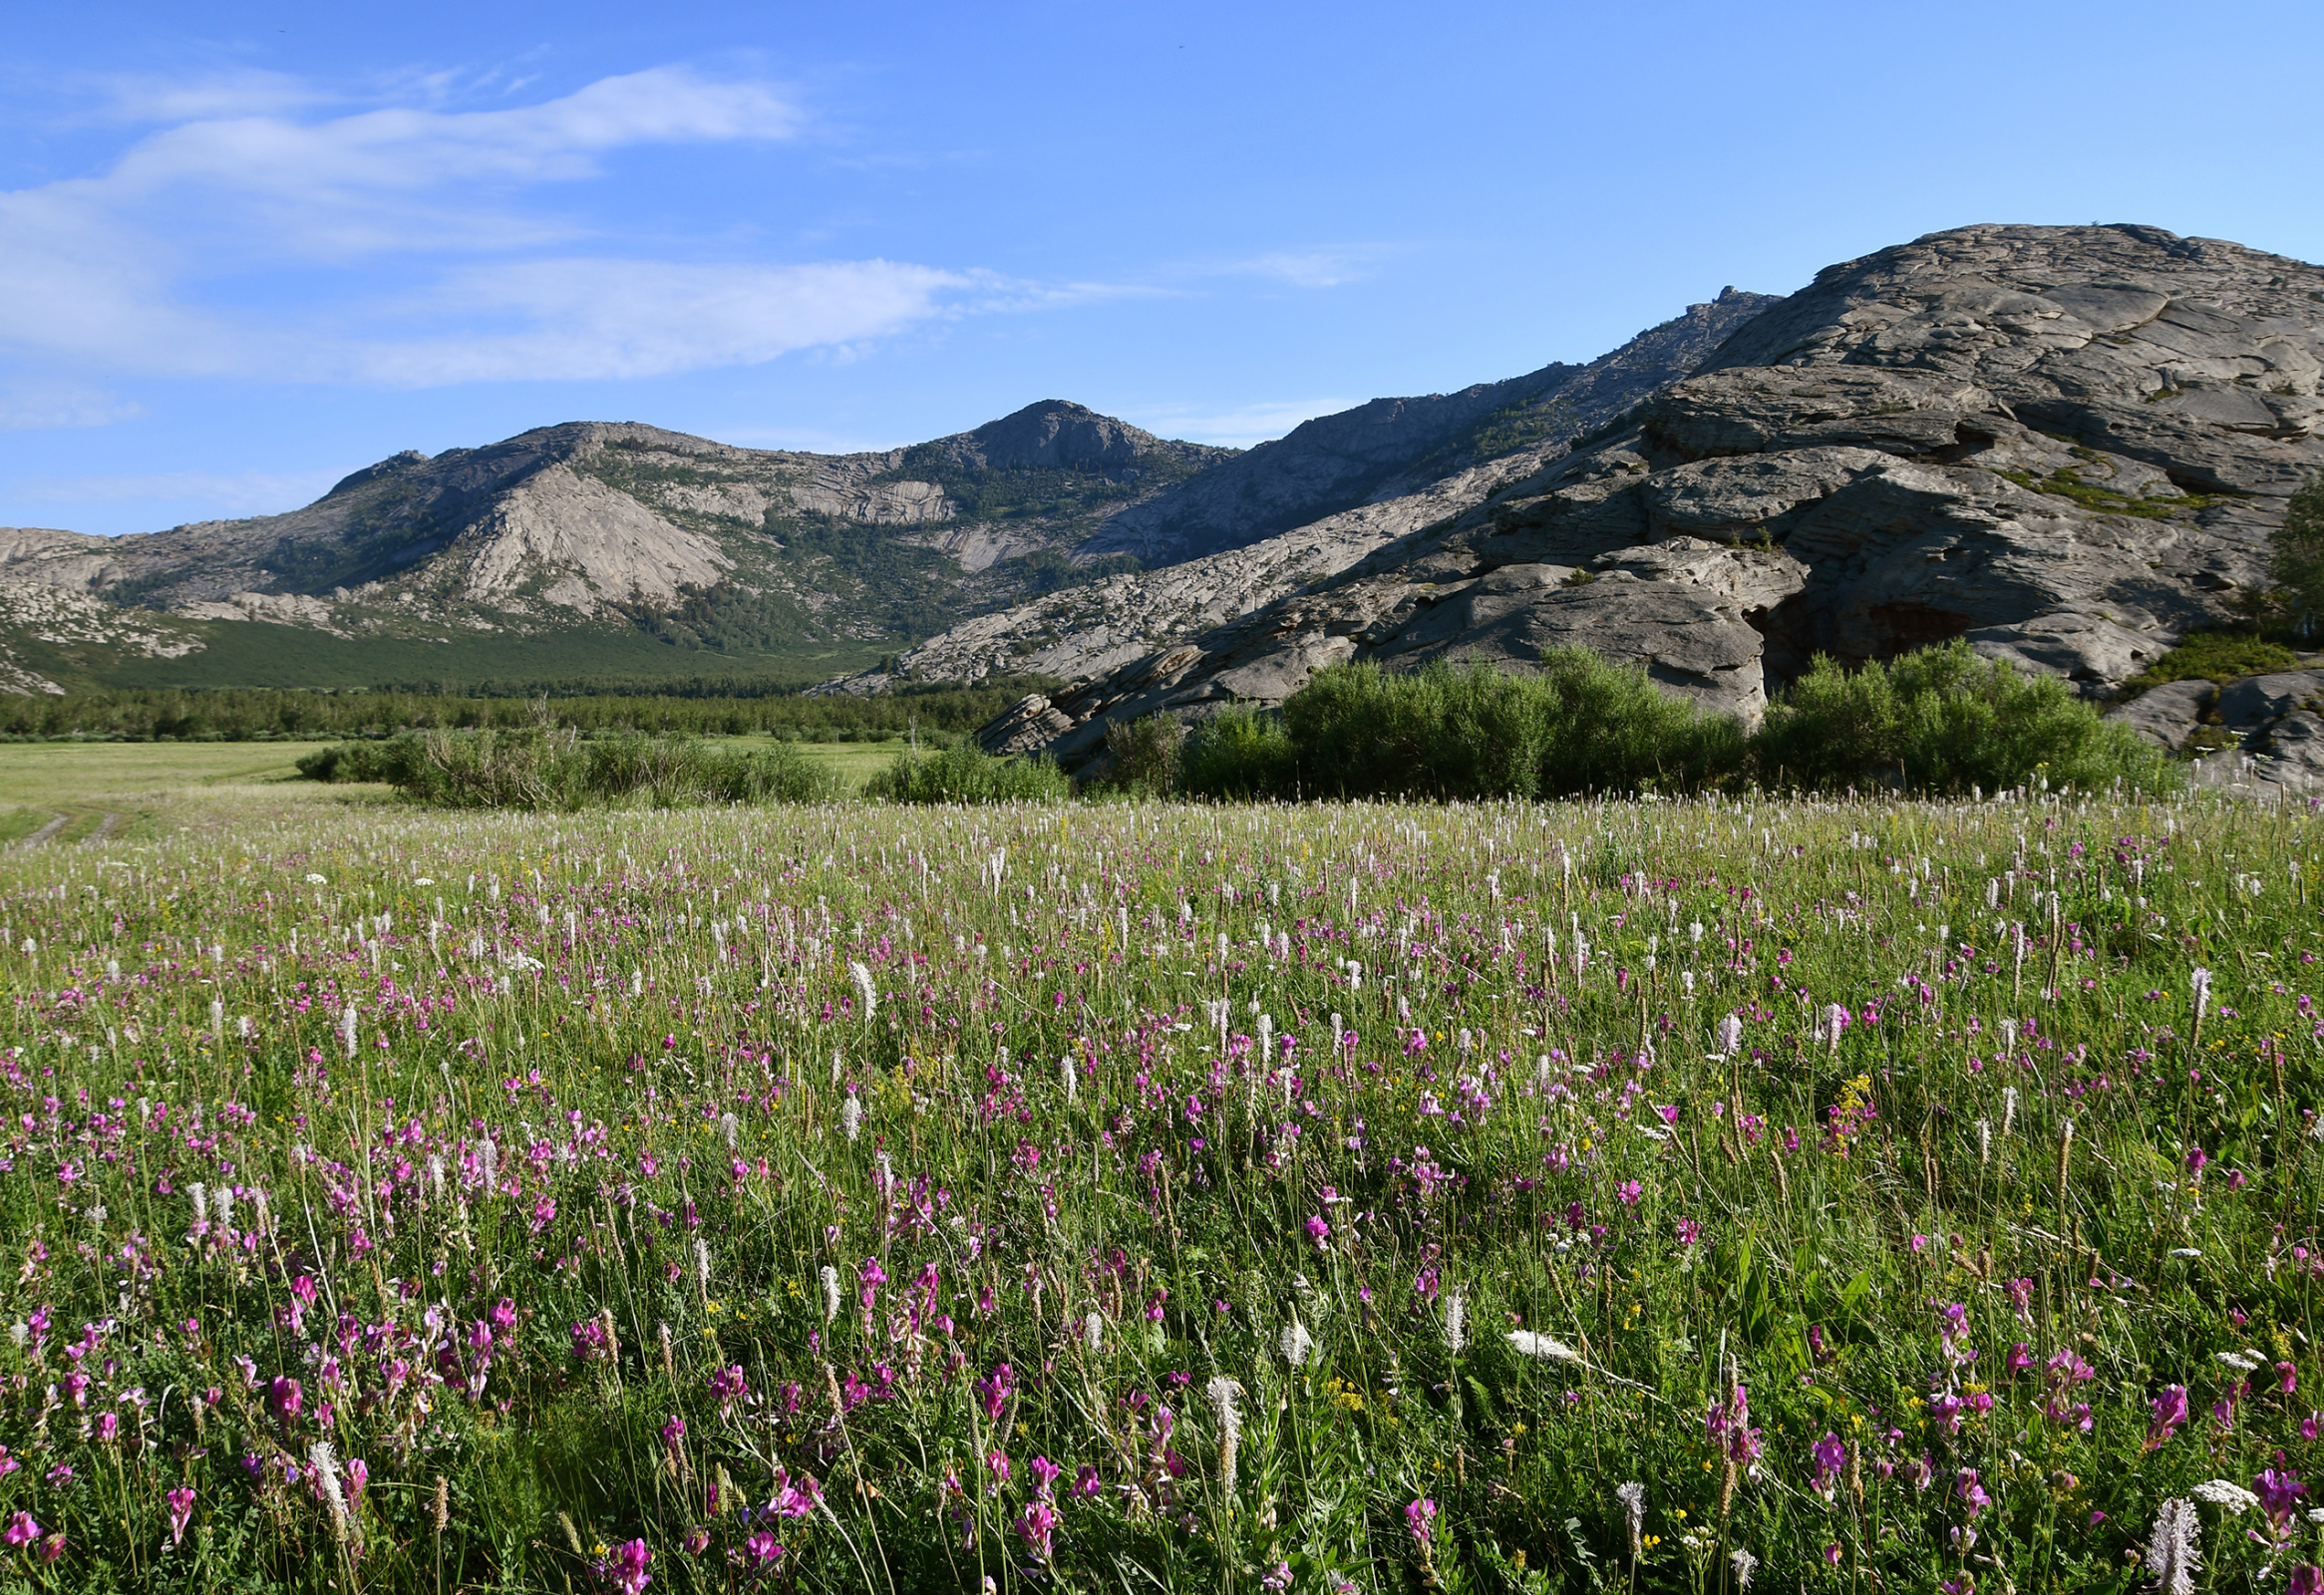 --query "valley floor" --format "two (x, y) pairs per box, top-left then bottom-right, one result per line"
(0, 778), (2313, 1591)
